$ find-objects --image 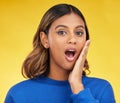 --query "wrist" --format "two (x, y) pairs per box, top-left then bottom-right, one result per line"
(70, 82), (84, 94)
